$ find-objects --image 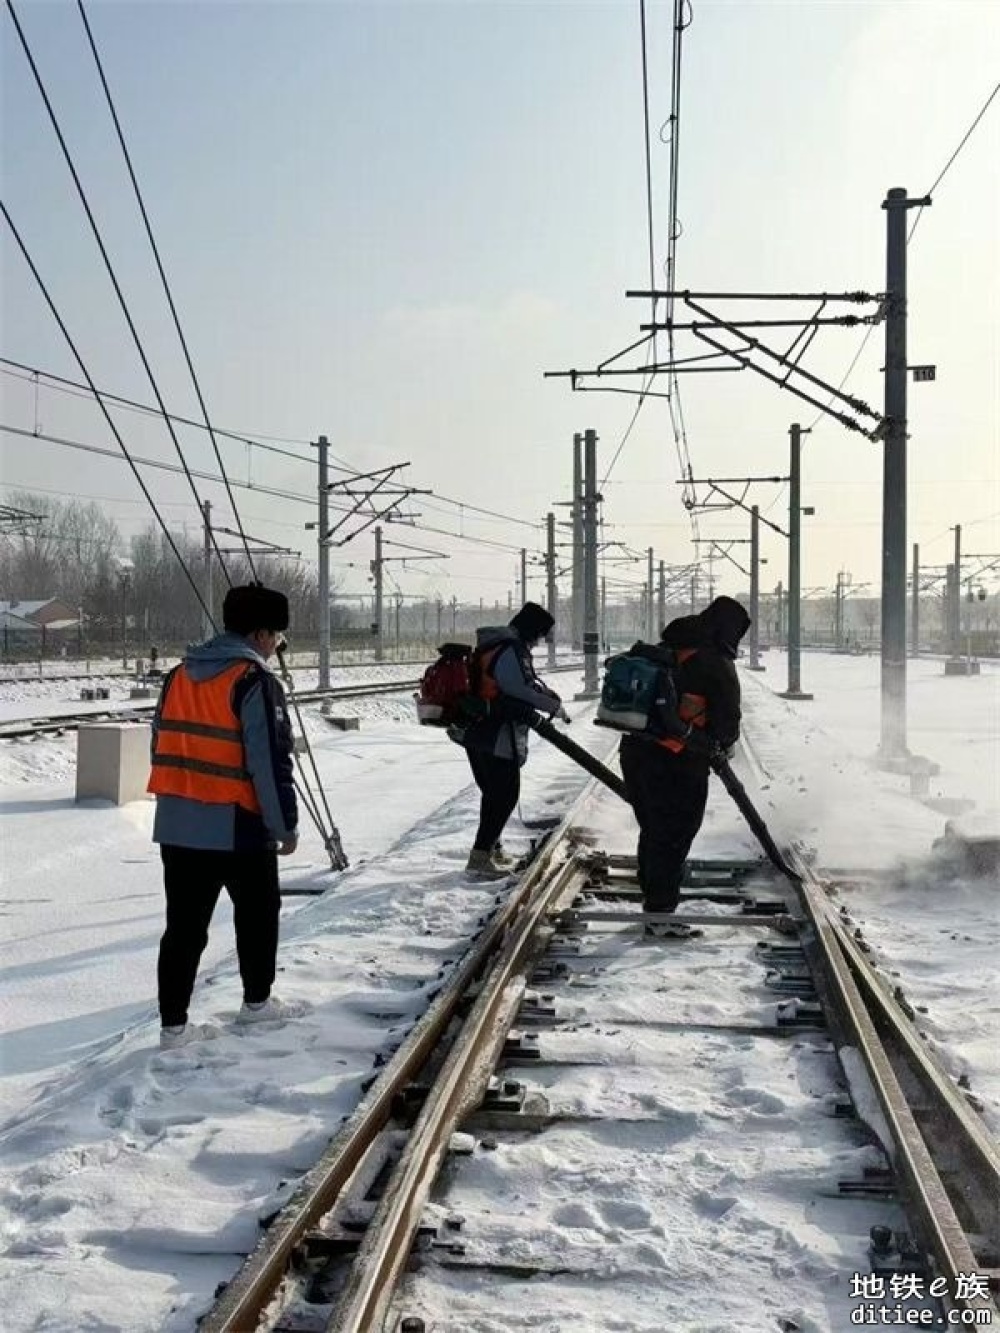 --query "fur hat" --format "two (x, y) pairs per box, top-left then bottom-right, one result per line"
(509, 601), (555, 642)
(222, 584), (290, 635)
